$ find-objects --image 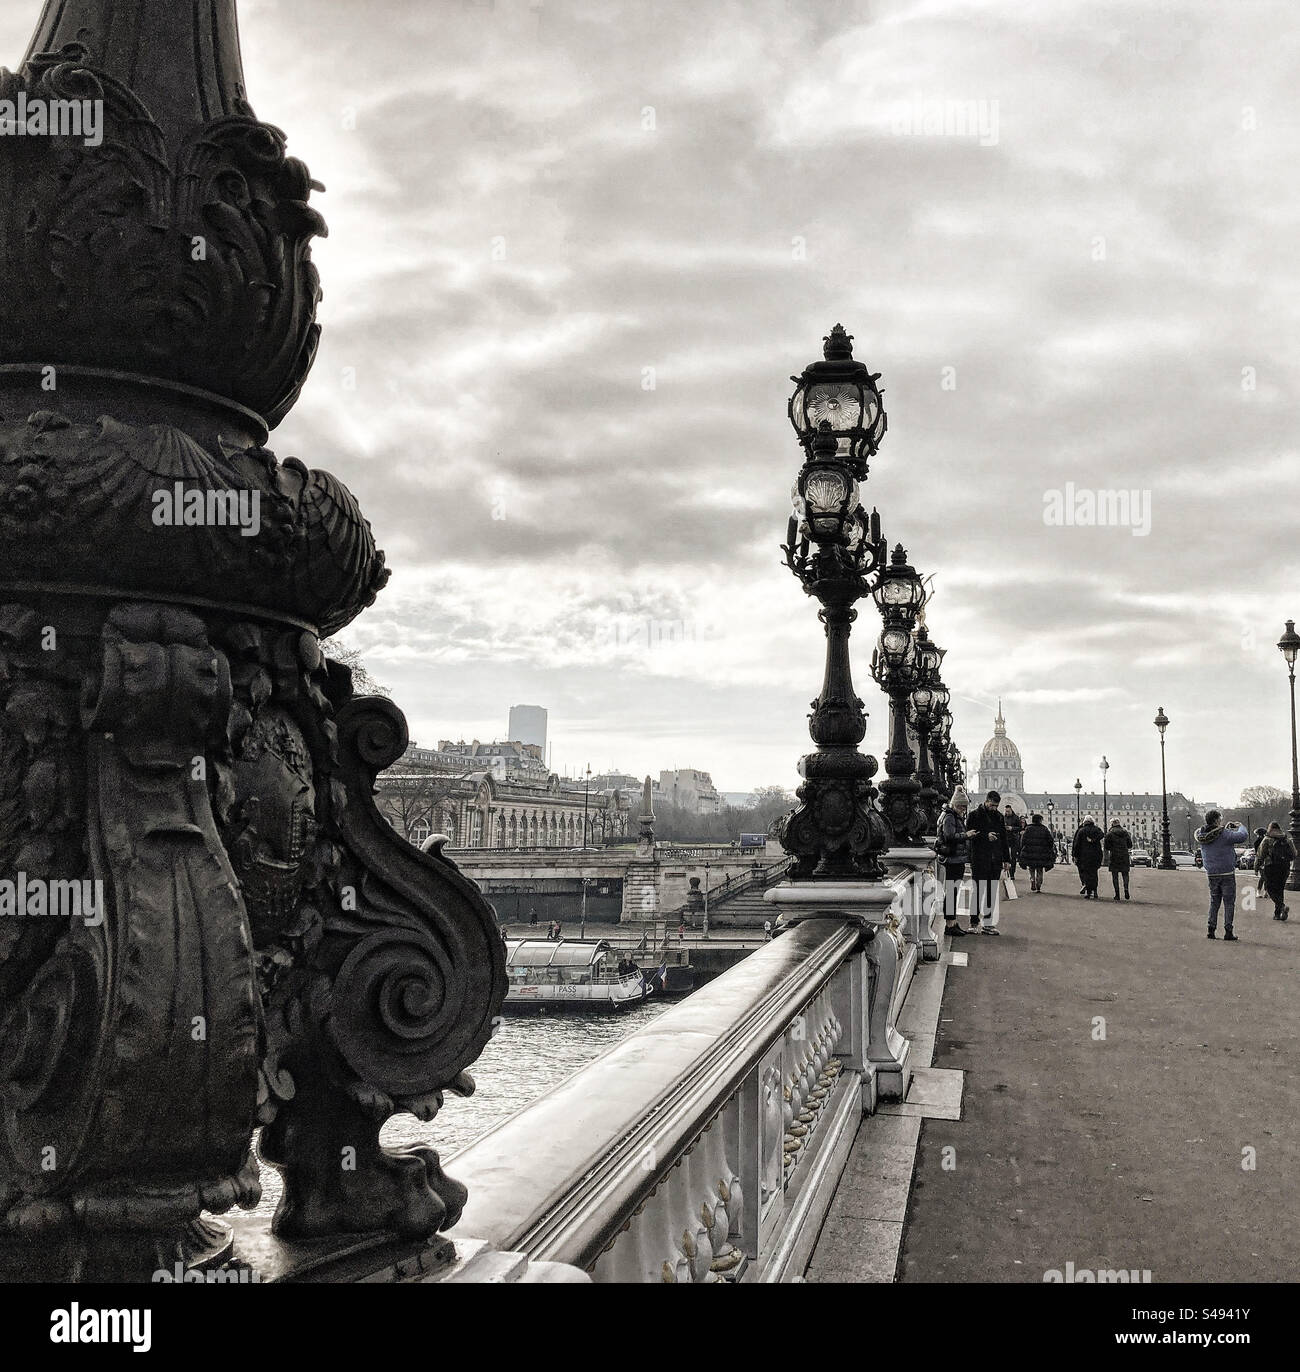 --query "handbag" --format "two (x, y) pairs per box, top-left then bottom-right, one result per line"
(1001, 875), (1019, 901)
